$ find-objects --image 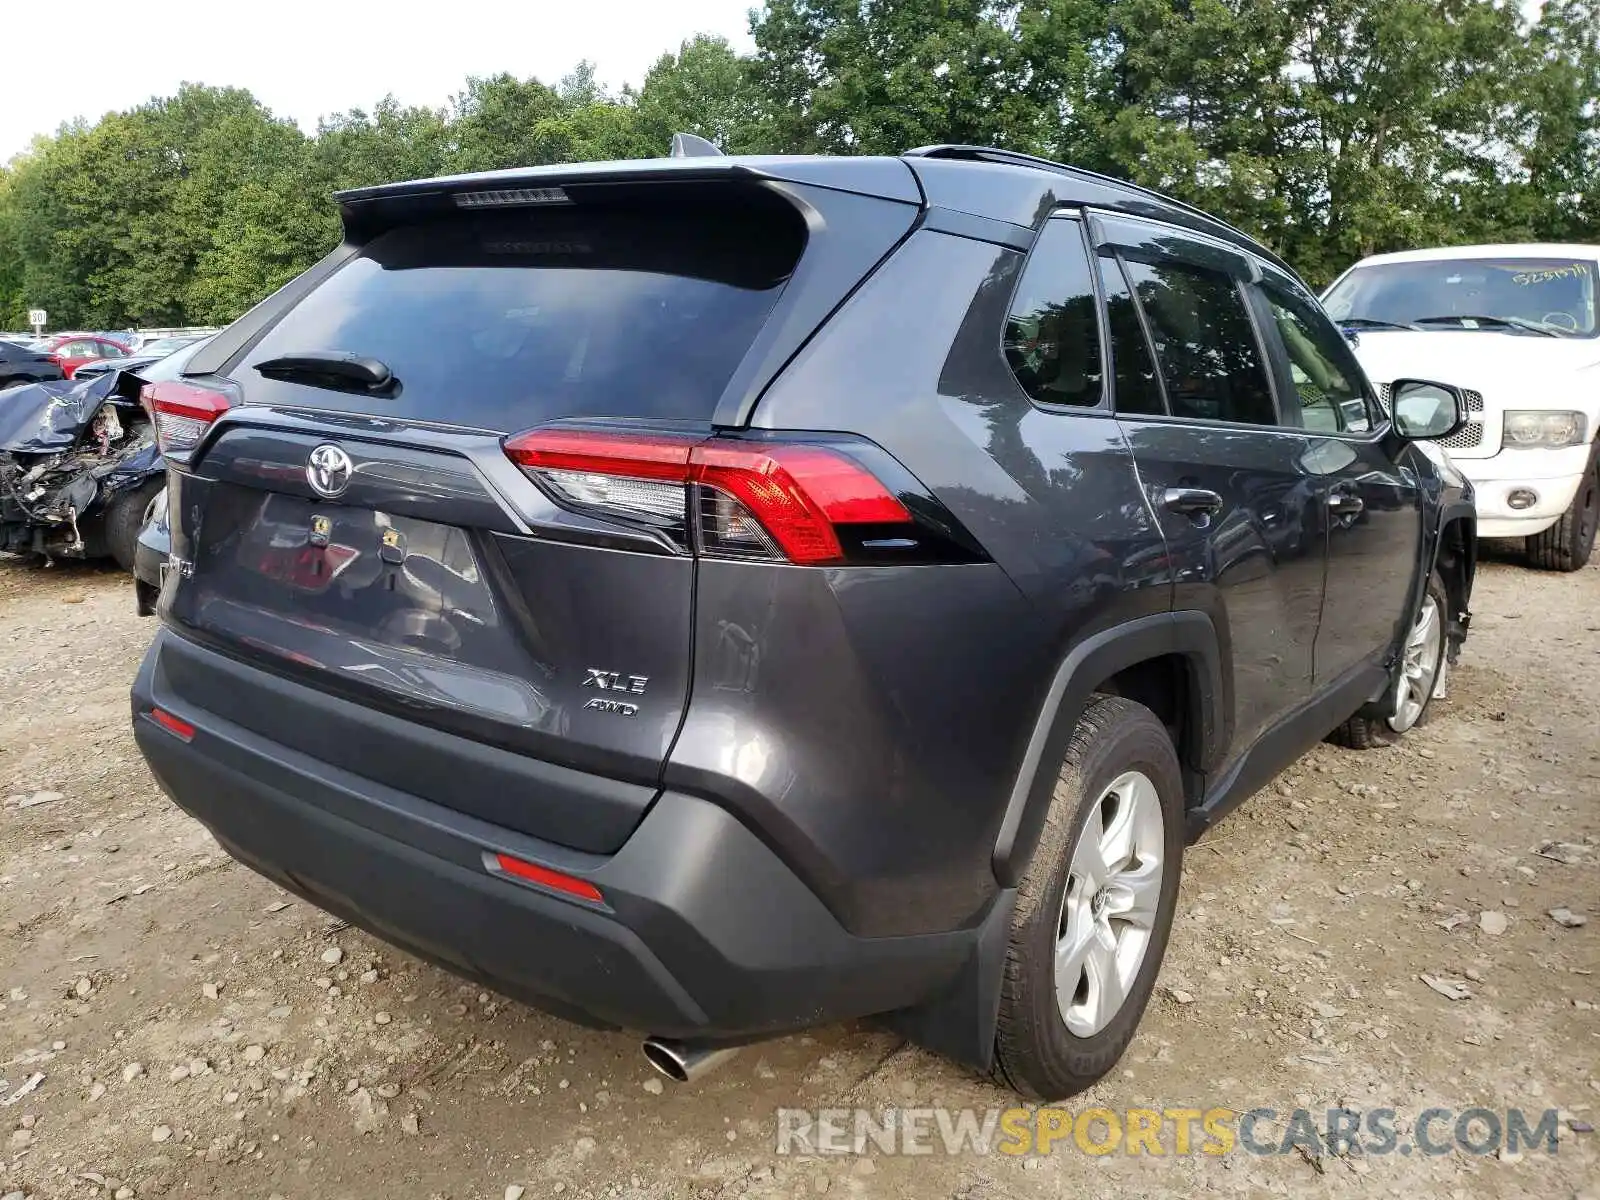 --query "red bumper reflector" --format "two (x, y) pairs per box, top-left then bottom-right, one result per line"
(149, 708), (195, 741)
(492, 853), (604, 904)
